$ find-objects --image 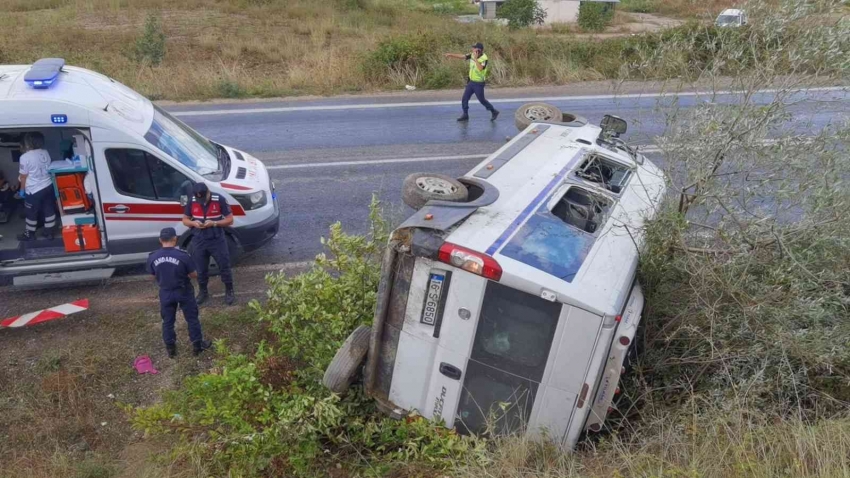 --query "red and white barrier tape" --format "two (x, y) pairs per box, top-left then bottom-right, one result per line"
(1, 299), (90, 329)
